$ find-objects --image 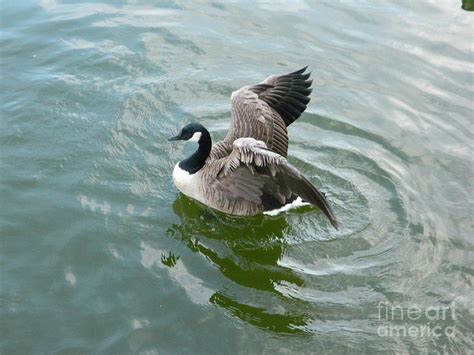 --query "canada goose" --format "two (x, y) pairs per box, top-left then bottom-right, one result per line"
(169, 67), (338, 229)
